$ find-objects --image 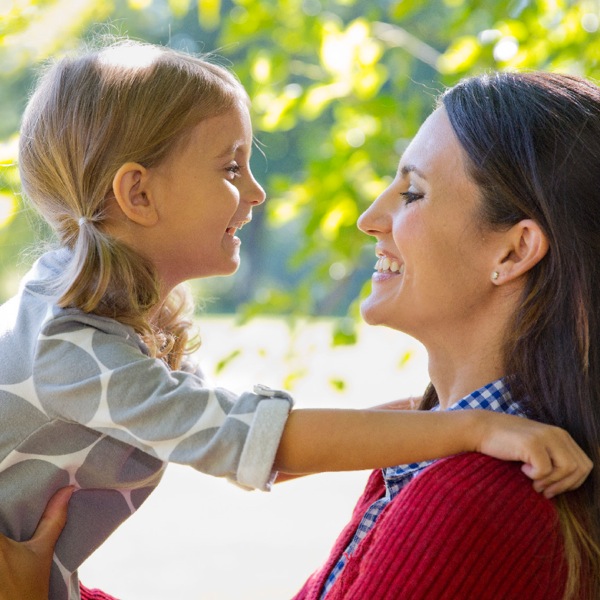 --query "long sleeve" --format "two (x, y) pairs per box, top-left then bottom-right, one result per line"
(0, 250), (294, 599)
(32, 308), (292, 490)
(295, 453), (567, 600)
